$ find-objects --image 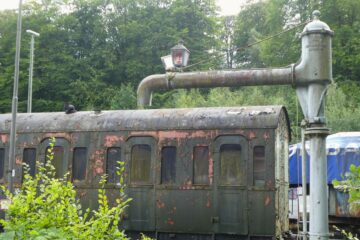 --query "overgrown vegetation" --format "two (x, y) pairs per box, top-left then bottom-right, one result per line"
(333, 165), (360, 211)
(333, 164), (360, 240)
(0, 137), (132, 239)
